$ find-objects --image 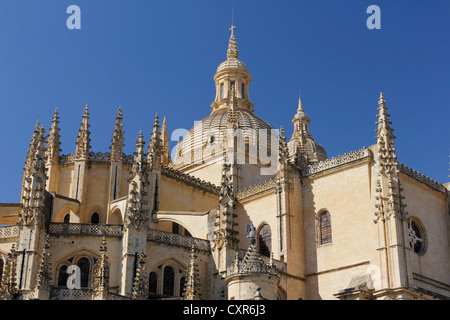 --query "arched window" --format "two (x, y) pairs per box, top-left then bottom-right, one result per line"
(220, 83), (224, 99)
(179, 276), (186, 297)
(258, 224), (272, 257)
(320, 212), (332, 245)
(91, 212), (100, 224)
(77, 258), (90, 288)
(57, 265), (69, 287)
(63, 214), (70, 223)
(0, 259), (4, 285)
(163, 266), (175, 296)
(241, 83), (245, 99)
(149, 272), (158, 294)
